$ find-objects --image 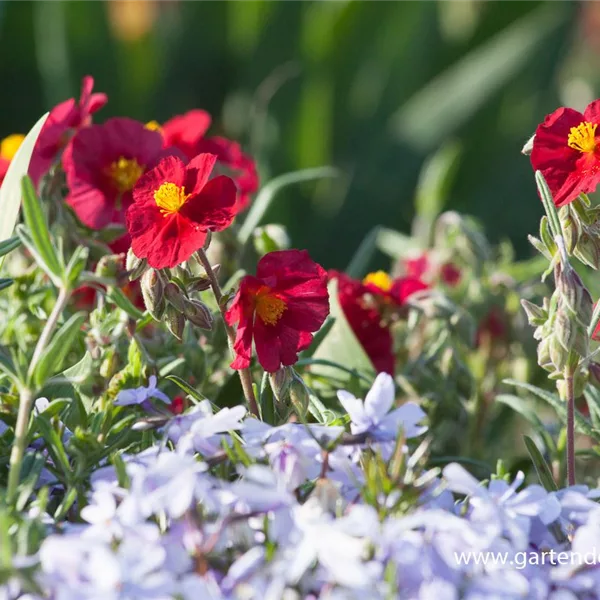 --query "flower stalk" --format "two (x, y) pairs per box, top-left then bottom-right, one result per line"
(195, 249), (259, 417)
